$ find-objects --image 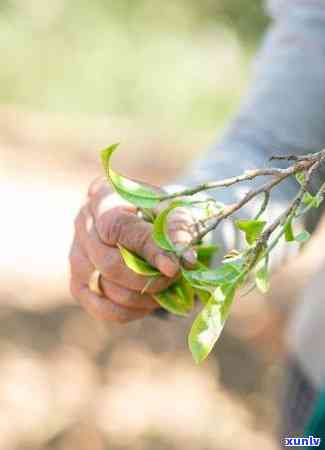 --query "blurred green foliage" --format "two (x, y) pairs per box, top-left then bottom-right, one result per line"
(0, 0), (268, 131)
(197, 0), (269, 41)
